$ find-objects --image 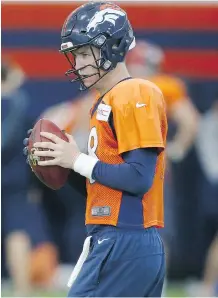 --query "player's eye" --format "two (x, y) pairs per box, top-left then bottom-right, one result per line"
(81, 53), (89, 58)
